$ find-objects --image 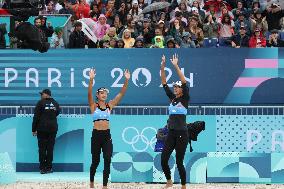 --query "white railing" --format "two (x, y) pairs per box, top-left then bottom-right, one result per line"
(0, 105), (283, 115)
